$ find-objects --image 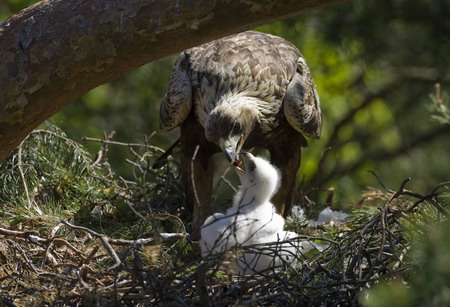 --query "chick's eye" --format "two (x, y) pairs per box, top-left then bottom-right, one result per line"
(249, 162), (256, 172)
